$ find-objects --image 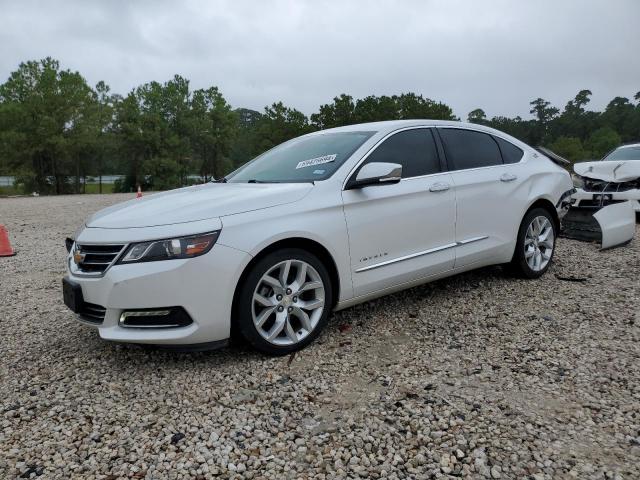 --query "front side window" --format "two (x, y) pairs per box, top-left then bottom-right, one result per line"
(359, 128), (441, 178)
(603, 146), (640, 161)
(439, 128), (503, 170)
(227, 131), (375, 183)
